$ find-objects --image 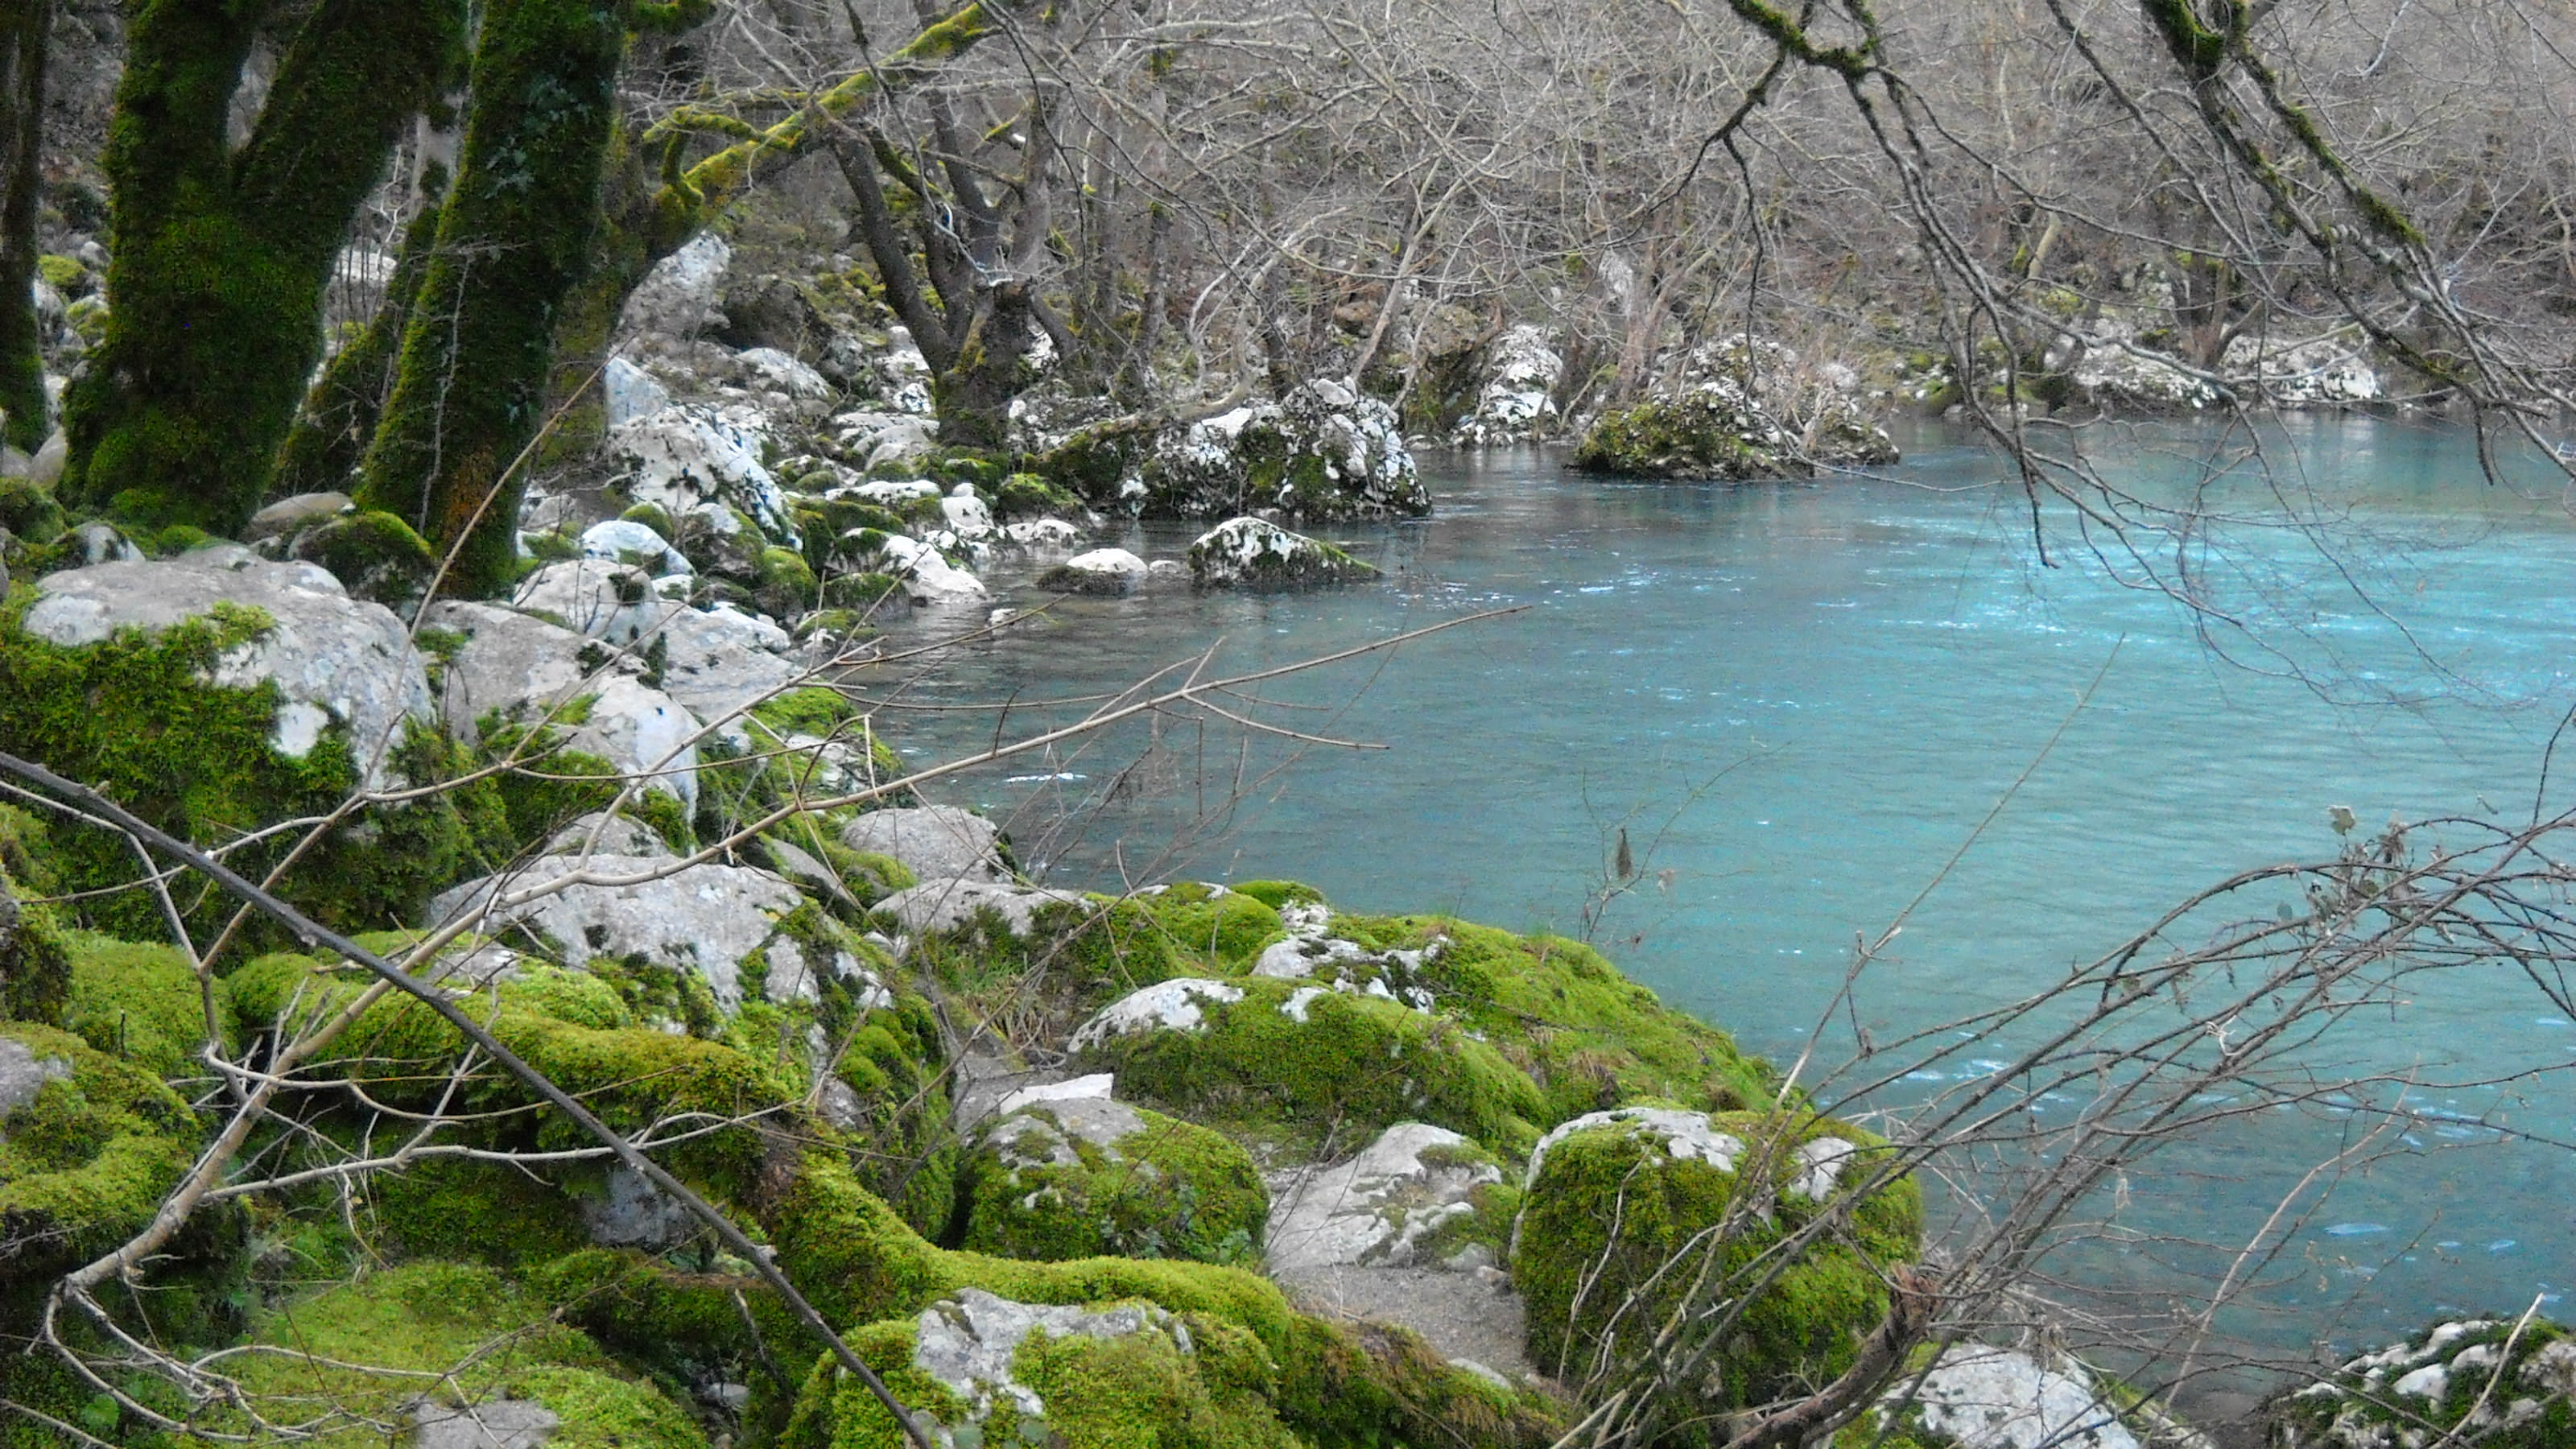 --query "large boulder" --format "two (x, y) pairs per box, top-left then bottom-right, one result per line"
(420, 601), (702, 813)
(958, 1084), (1267, 1264)
(1873, 1345), (2157, 1449)
(1510, 1106), (1919, 1410)
(617, 232), (731, 344)
(0, 550), (469, 937)
(1574, 335), (1896, 481)
(1035, 547), (1147, 596)
(1046, 380), (1428, 522)
(604, 403), (798, 544)
(427, 856), (885, 1018)
(839, 805), (1008, 884)
(1453, 325), (1564, 446)
(1187, 517), (1377, 588)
